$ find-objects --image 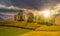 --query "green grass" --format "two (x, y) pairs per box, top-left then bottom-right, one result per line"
(0, 21), (41, 30)
(0, 21), (60, 36)
(0, 26), (31, 36)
